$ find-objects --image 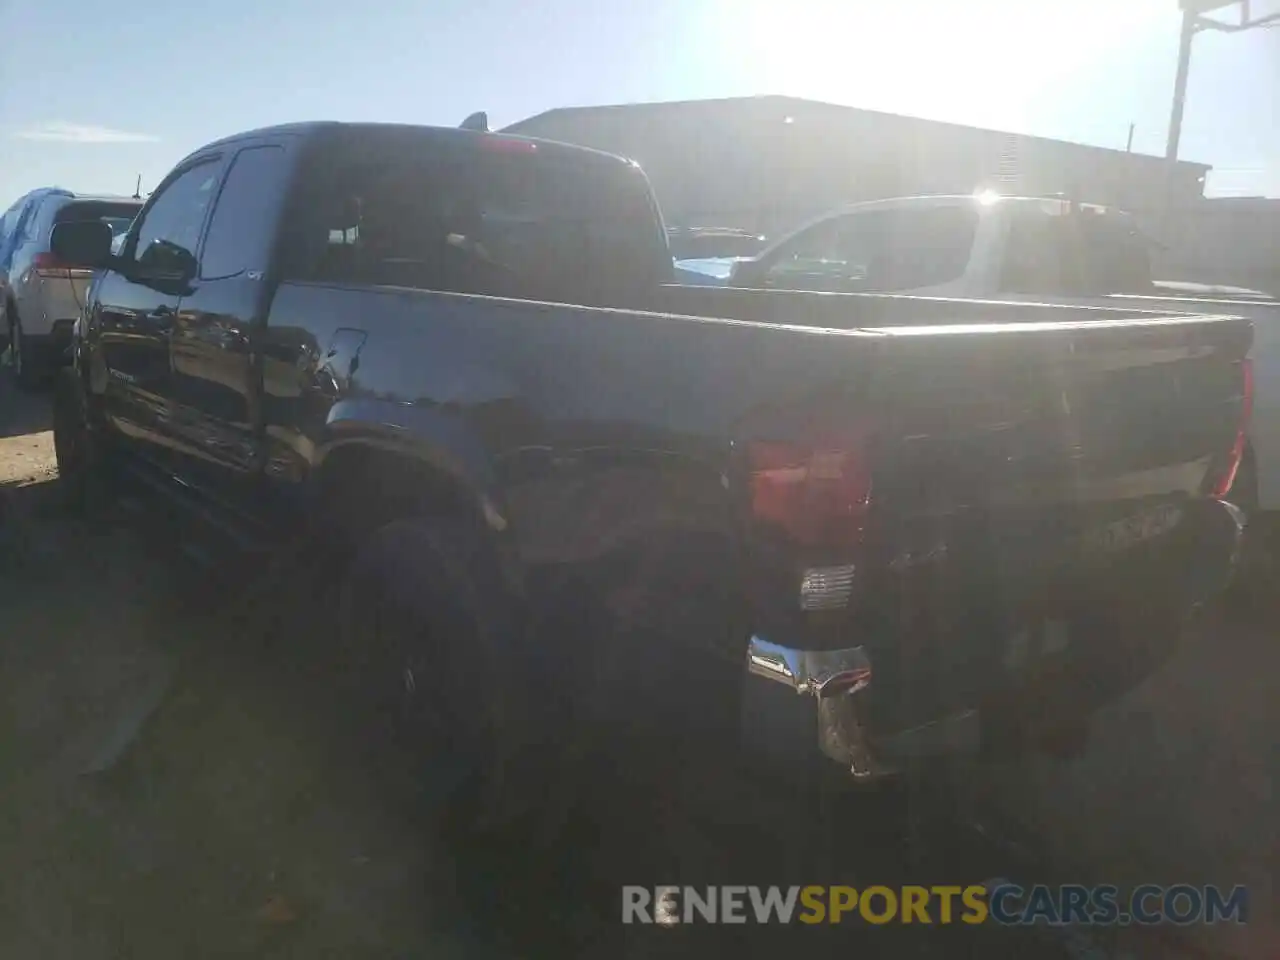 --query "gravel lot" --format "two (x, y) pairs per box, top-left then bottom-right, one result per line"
(0, 367), (1273, 959)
